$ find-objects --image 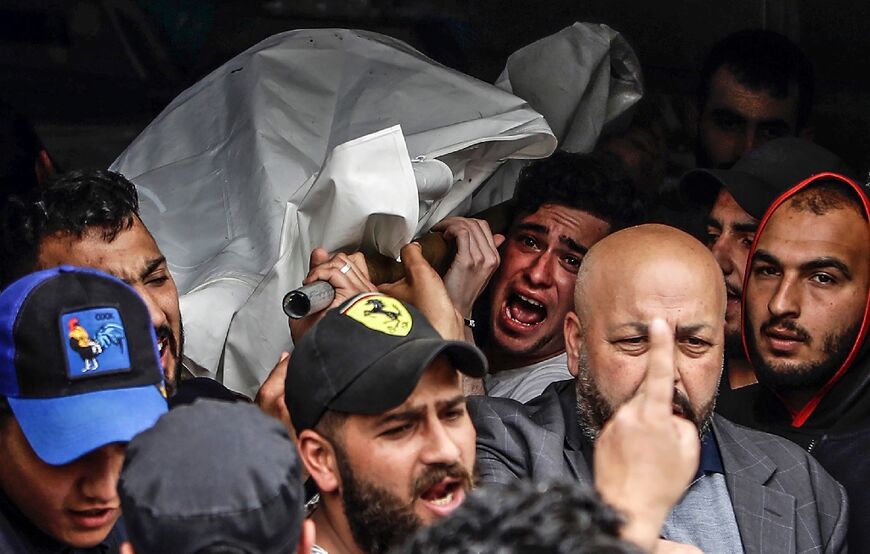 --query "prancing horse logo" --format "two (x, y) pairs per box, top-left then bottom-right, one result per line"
(364, 298), (400, 321)
(342, 293), (413, 337)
